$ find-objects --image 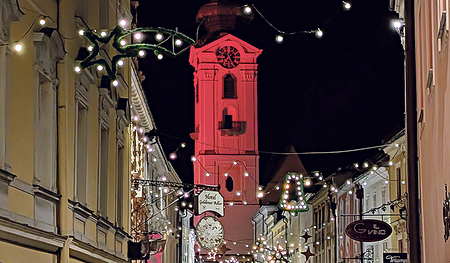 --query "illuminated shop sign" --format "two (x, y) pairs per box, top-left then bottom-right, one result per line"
(345, 219), (392, 242)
